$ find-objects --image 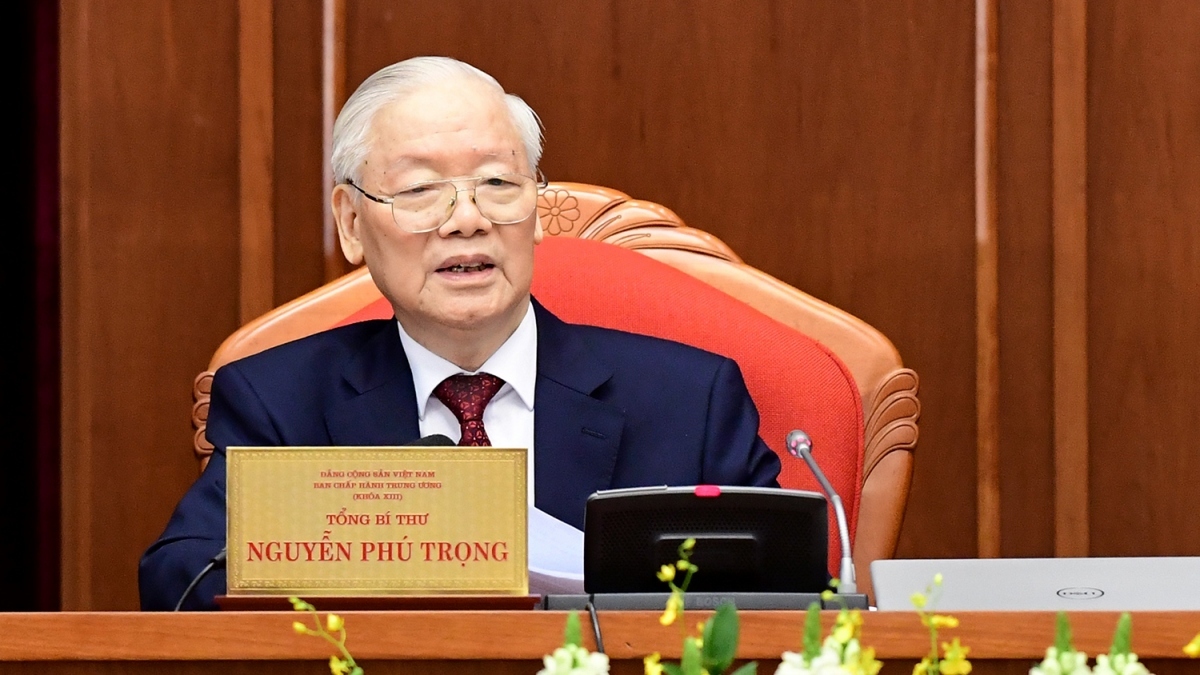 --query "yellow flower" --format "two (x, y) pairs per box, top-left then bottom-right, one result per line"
(911, 592), (928, 609)
(682, 537), (696, 552)
(933, 573), (944, 585)
(1185, 632), (1200, 657)
(656, 564), (676, 582)
(644, 652), (664, 675)
(921, 614), (959, 629)
(913, 656), (933, 675)
(328, 655), (351, 675)
(852, 646), (884, 675)
(326, 613), (344, 633)
(660, 592), (682, 626)
(832, 609), (863, 644)
(940, 637), (972, 675)
(292, 621), (308, 635)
